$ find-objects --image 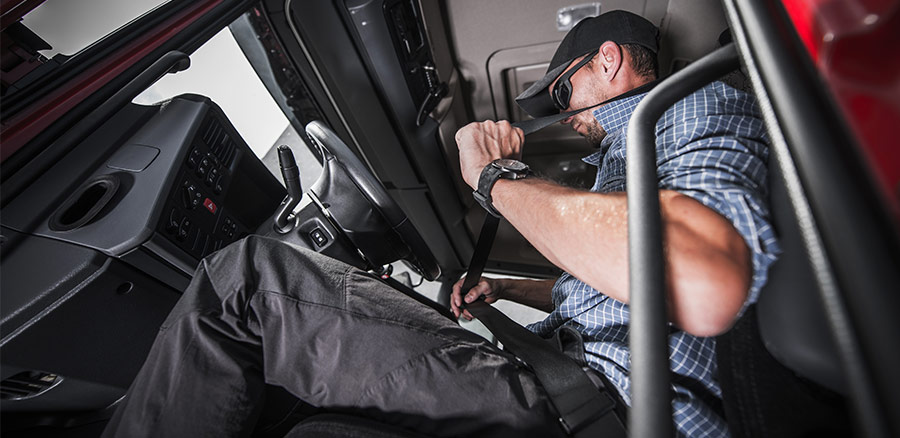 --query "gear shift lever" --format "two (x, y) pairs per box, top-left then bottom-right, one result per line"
(273, 145), (302, 233)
